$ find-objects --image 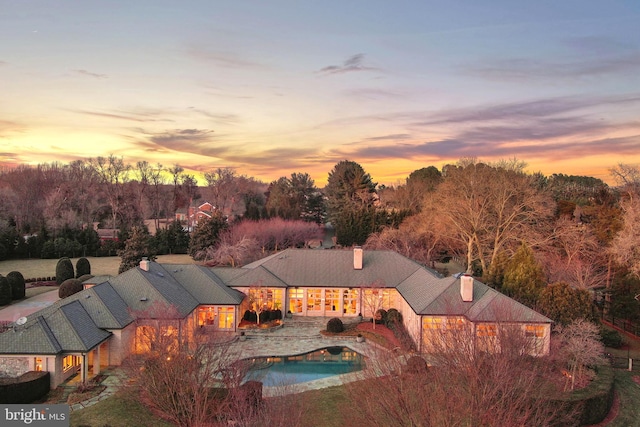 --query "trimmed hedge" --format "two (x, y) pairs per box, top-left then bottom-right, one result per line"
(58, 278), (83, 299)
(327, 317), (344, 333)
(7, 271), (26, 300)
(0, 371), (50, 404)
(55, 257), (75, 285)
(0, 275), (11, 306)
(550, 364), (615, 426)
(76, 257), (91, 277)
